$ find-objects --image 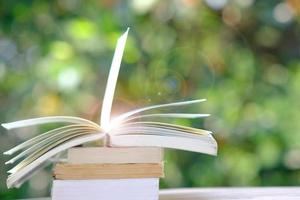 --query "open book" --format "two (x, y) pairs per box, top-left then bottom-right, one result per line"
(2, 28), (217, 189)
